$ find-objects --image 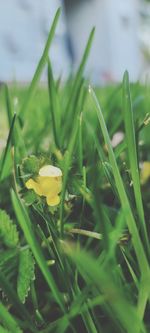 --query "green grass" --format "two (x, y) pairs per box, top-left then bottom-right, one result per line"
(0, 9), (150, 333)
